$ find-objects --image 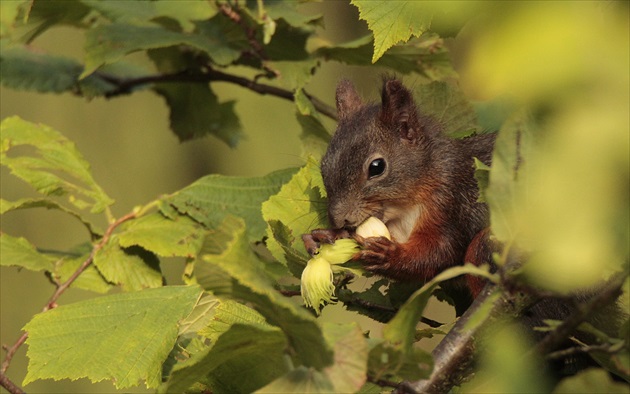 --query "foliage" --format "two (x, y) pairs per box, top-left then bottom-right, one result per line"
(1, 1), (628, 394)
